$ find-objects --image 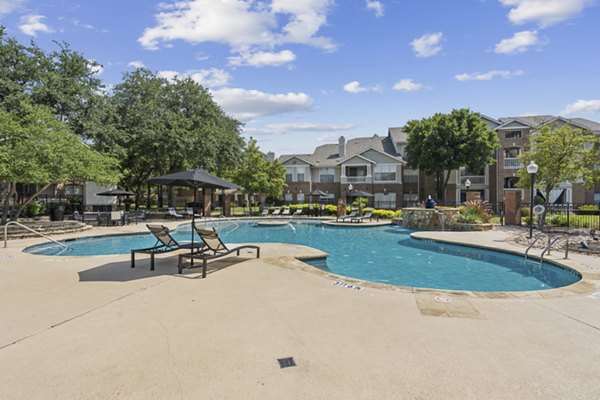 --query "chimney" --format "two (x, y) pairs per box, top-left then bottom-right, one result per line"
(338, 136), (346, 158)
(266, 151), (275, 162)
